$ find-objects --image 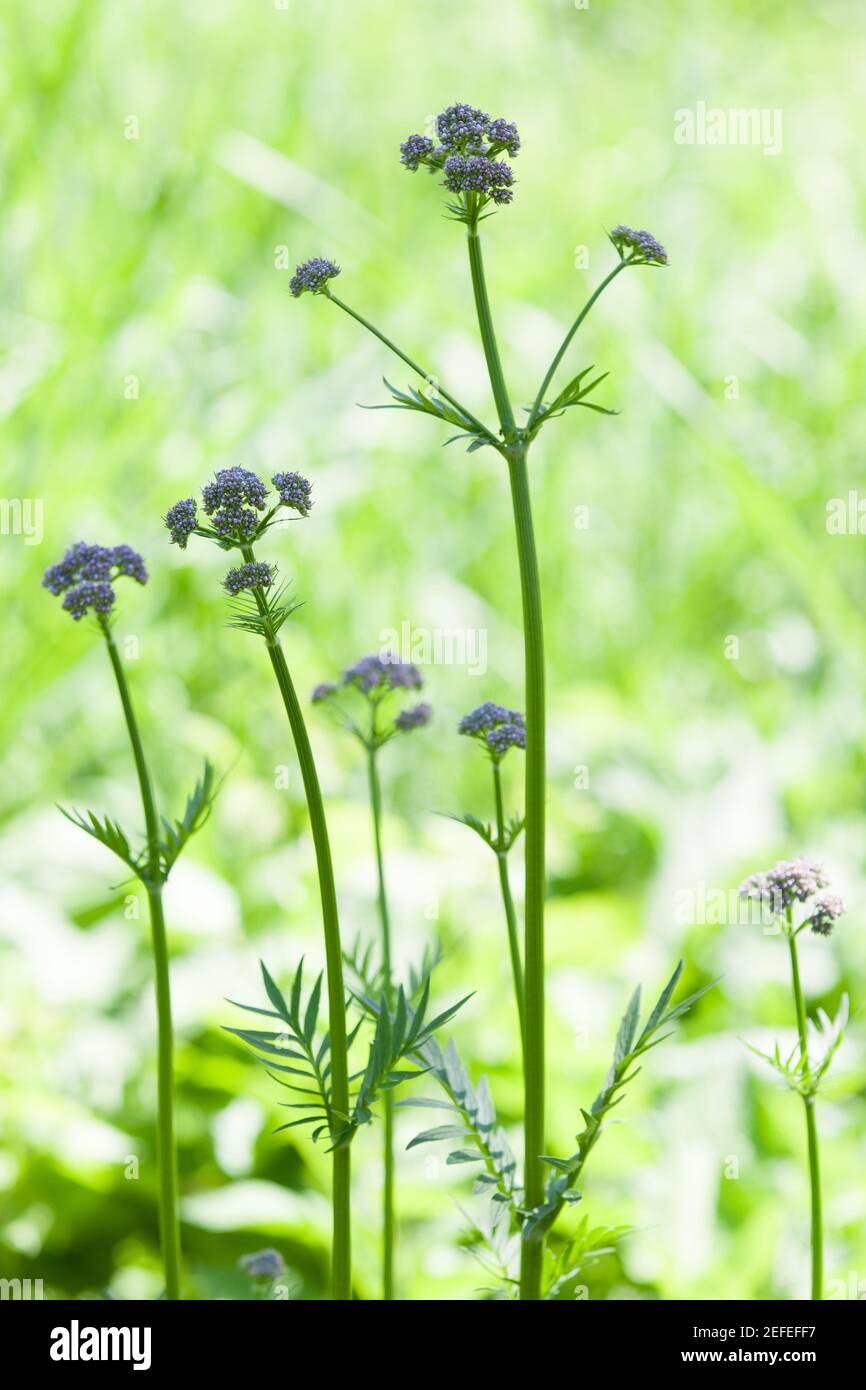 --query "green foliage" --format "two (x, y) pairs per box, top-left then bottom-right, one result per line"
(745, 993), (850, 1099)
(350, 979), (471, 1142)
(159, 760), (220, 878)
(446, 811), (524, 854)
(523, 961), (716, 1242)
(544, 1217), (633, 1300)
(527, 365), (617, 440)
(368, 378), (500, 455)
(225, 579), (302, 640)
(60, 760), (219, 888)
(227, 959), (348, 1145)
(401, 1035), (518, 1204)
(230, 962), (470, 1150)
(58, 806), (144, 880)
